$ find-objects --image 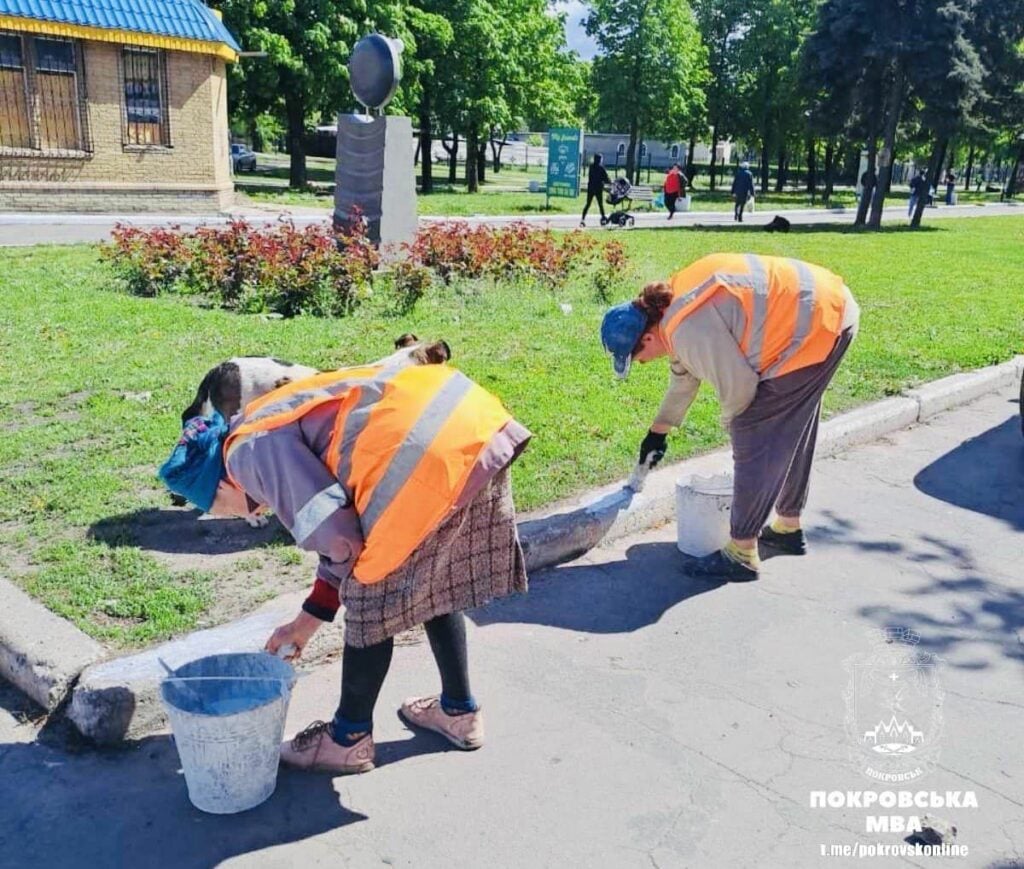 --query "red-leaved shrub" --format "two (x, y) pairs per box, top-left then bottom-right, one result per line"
(102, 219), (379, 317)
